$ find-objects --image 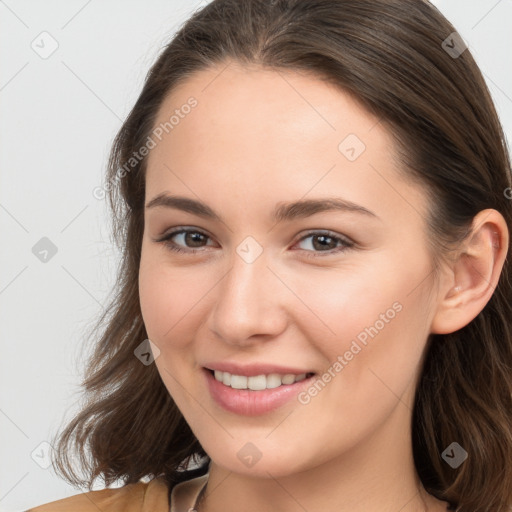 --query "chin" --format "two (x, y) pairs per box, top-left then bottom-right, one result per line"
(204, 440), (316, 479)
